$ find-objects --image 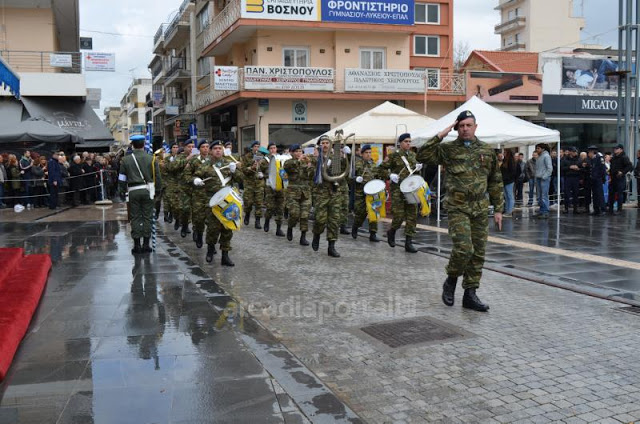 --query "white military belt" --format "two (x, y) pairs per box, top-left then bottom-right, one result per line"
(128, 184), (149, 192)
